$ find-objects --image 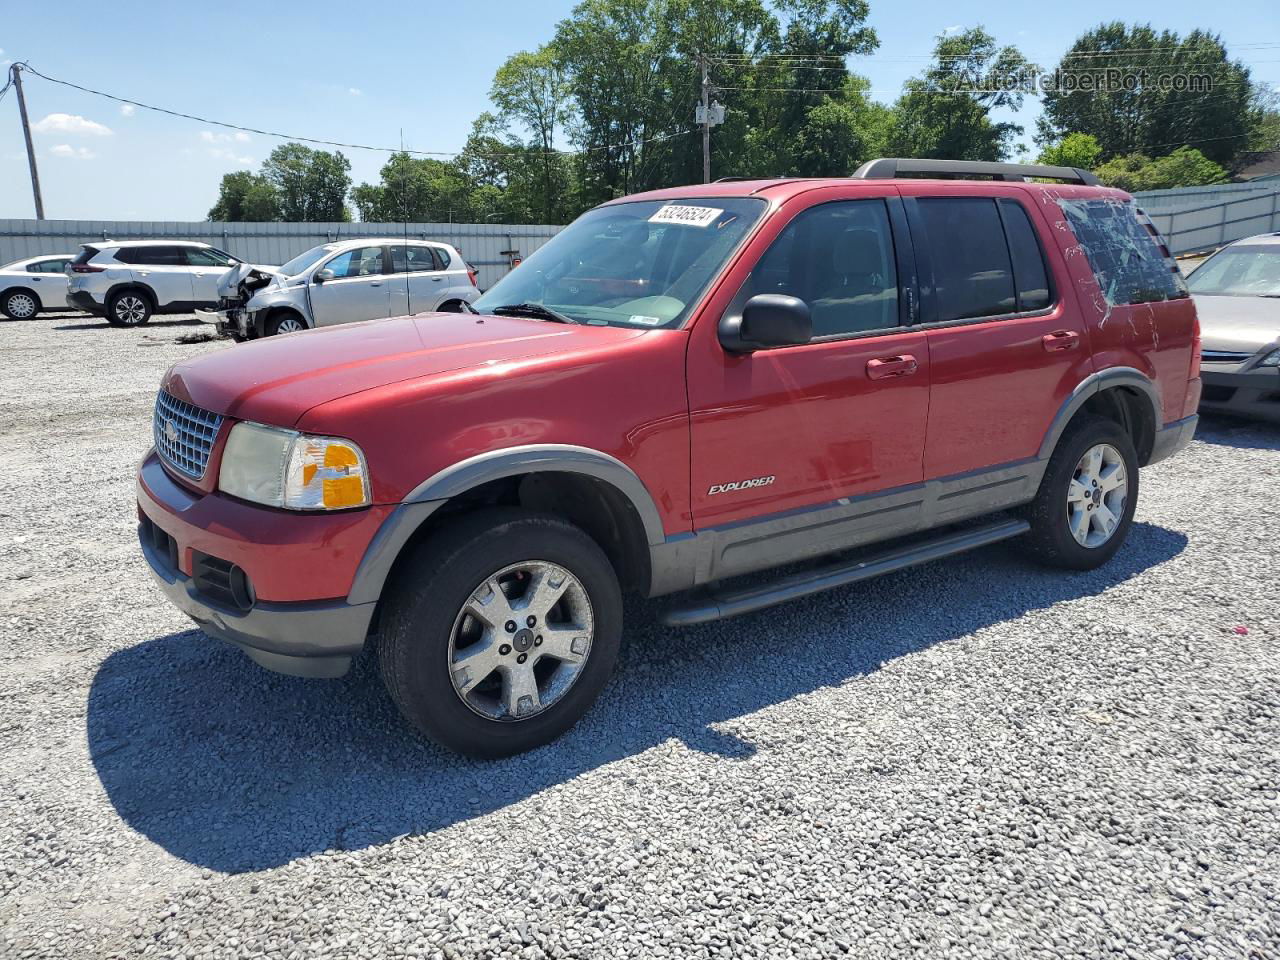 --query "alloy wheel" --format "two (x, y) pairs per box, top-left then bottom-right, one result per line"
(276, 315), (305, 333)
(115, 295), (147, 324)
(6, 293), (37, 319)
(447, 560), (594, 721)
(1066, 442), (1128, 548)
